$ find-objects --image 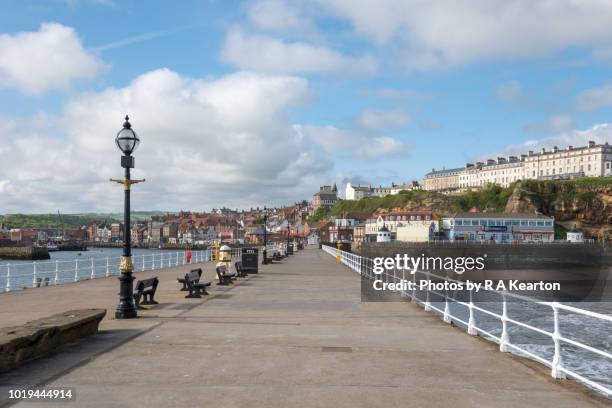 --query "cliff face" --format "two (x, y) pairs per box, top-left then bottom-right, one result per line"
(505, 180), (612, 239)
